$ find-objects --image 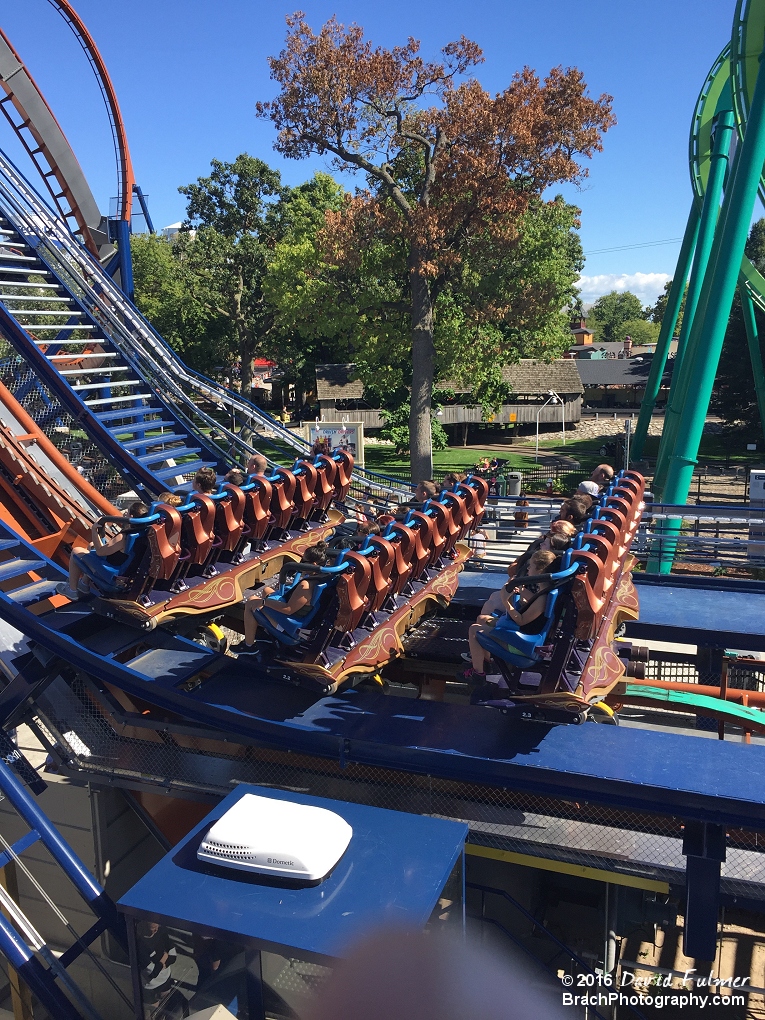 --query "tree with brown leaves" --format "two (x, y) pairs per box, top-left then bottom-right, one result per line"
(257, 13), (614, 478)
